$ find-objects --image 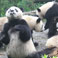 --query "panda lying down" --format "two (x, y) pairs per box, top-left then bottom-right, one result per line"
(6, 24), (58, 58)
